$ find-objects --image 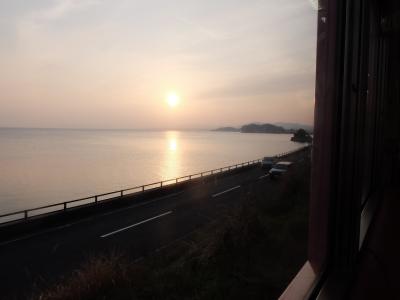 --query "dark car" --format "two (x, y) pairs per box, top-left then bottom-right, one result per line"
(261, 156), (276, 171)
(268, 161), (293, 178)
